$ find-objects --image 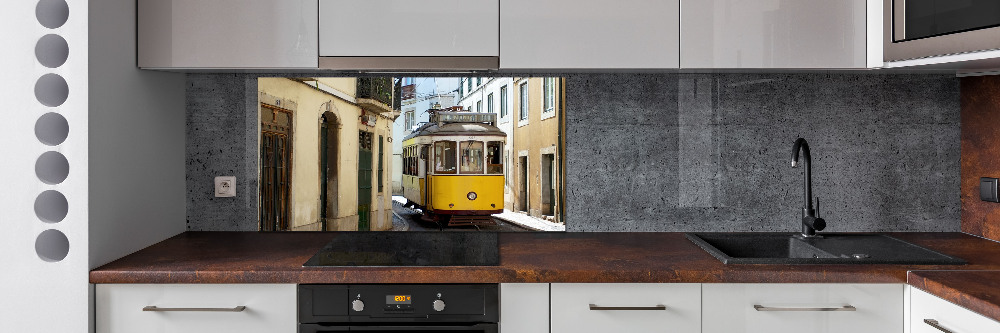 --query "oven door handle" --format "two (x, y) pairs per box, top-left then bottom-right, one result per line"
(346, 324), (498, 332)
